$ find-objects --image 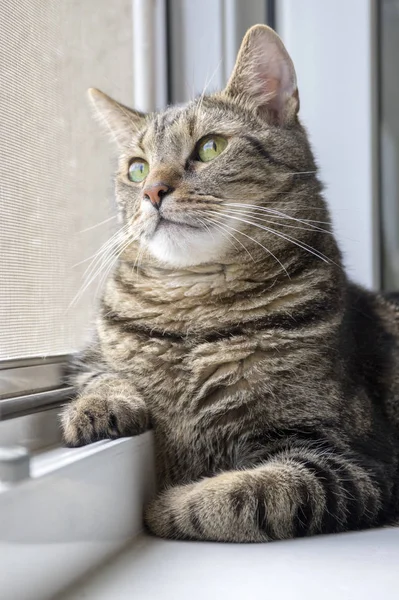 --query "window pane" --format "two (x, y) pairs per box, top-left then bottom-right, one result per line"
(0, 0), (133, 360)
